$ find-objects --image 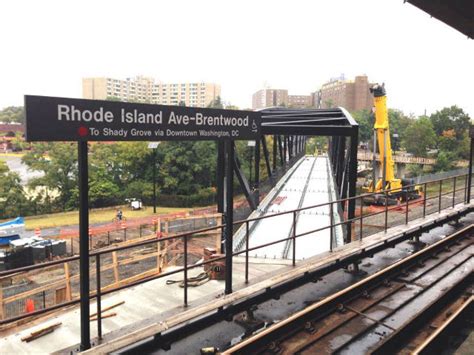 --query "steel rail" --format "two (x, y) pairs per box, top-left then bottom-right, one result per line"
(412, 296), (473, 355)
(224, 224), (473, 354)
(293, 237), (474, 354)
